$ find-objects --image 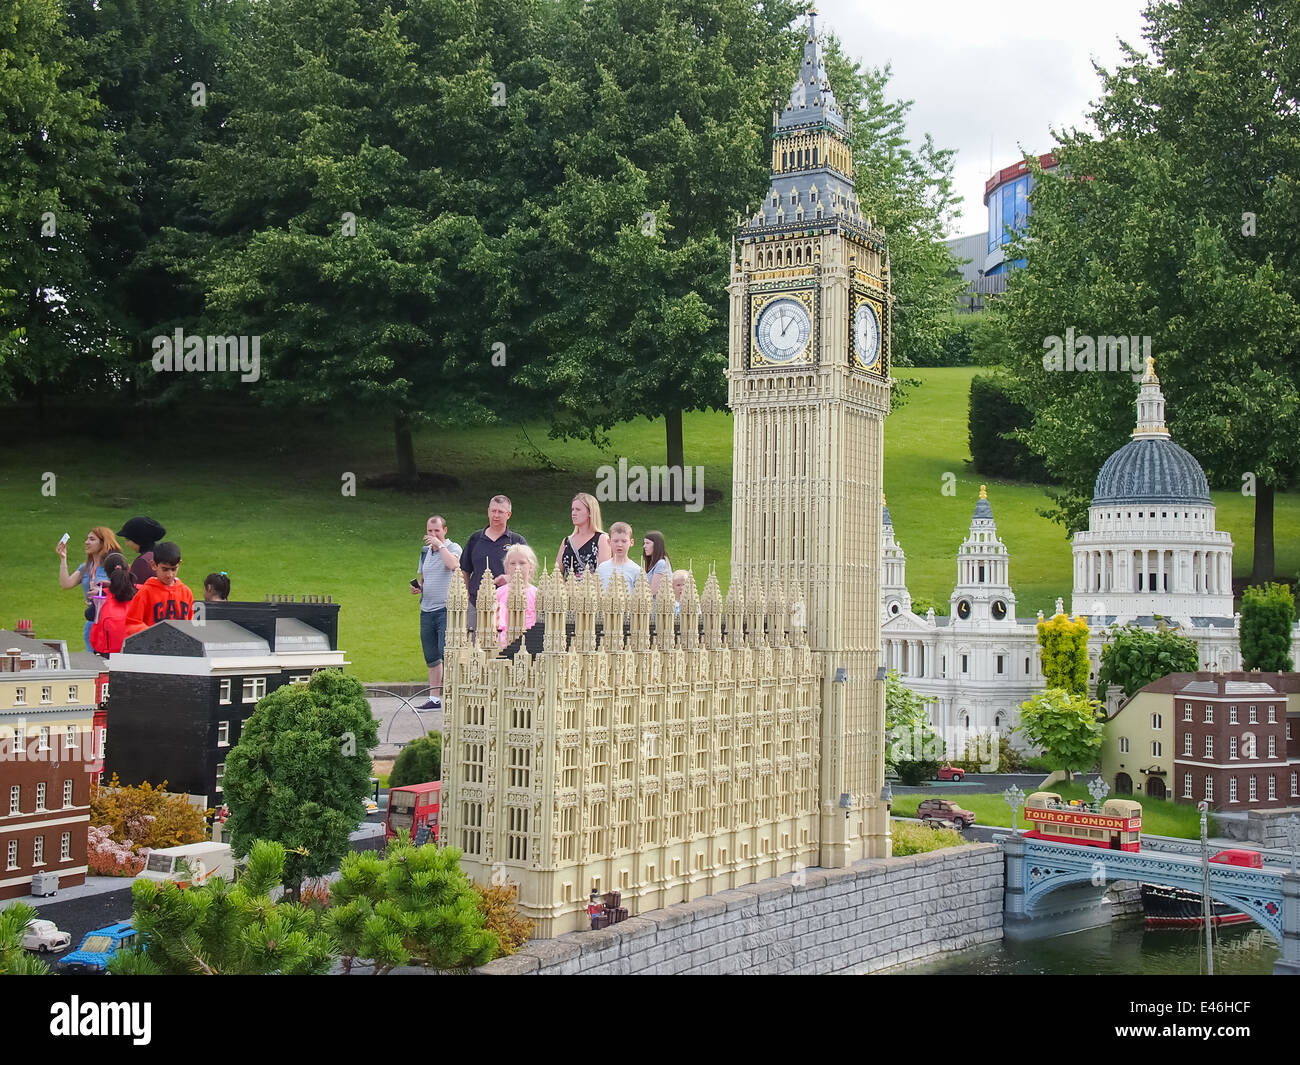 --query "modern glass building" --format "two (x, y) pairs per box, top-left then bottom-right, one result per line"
(983, 152), (1057, 276)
